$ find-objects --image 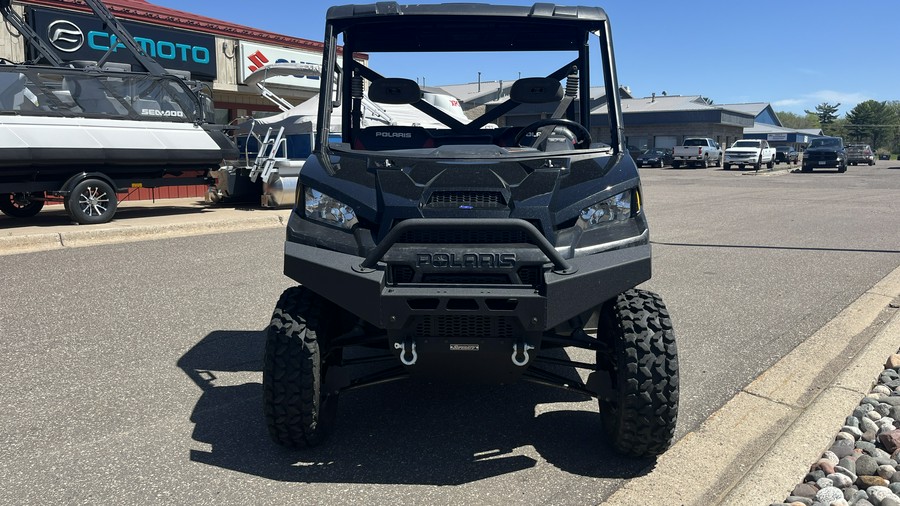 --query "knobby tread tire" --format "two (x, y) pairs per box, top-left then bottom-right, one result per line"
(598, 289), (679, 457)
(263, 286), (336, 448)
